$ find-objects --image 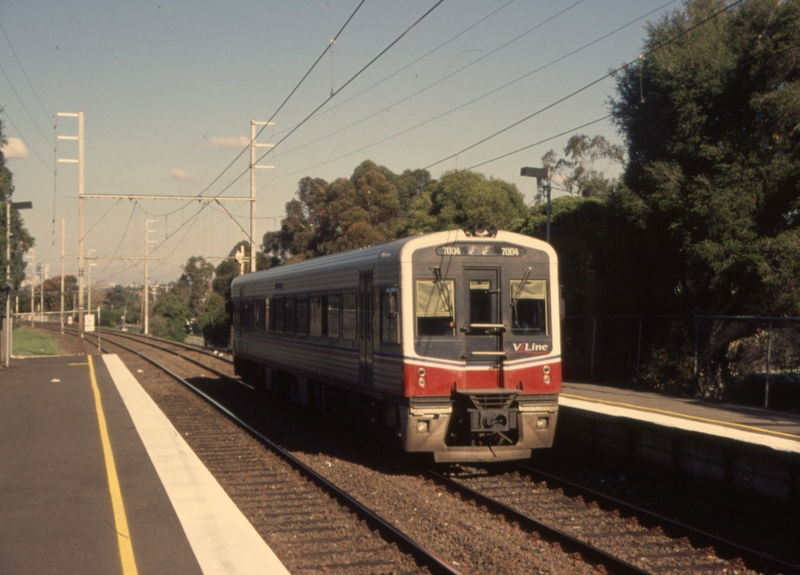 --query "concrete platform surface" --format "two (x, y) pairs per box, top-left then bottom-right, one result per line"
(0, 354), (289, 575)
(563, 381), (800, 453)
